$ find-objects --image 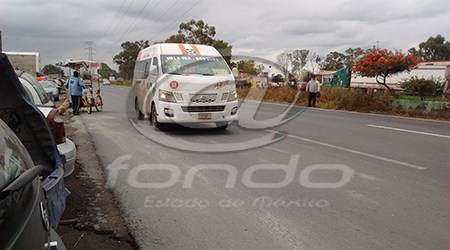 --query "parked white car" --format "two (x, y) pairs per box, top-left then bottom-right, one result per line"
(16, 71), (76, 177)
(40, 80), (60, 101)
(102, 78), (111, 85)
(17, 71), (54, 107)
